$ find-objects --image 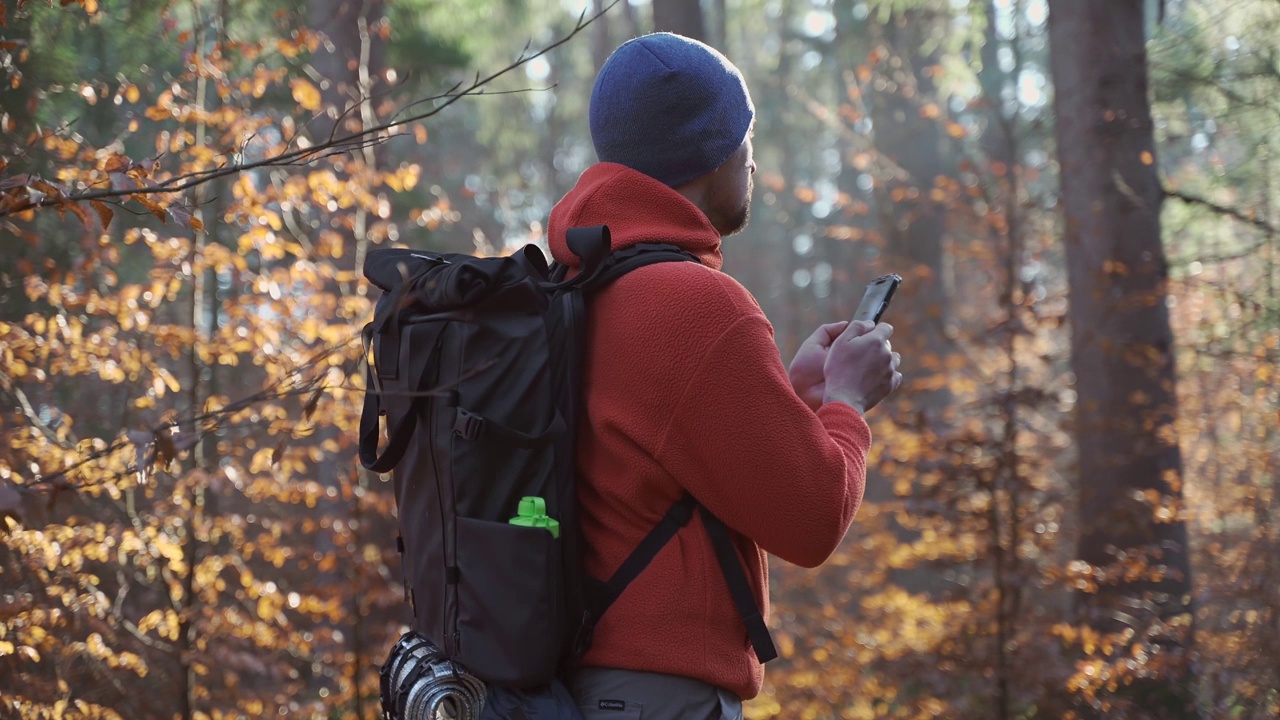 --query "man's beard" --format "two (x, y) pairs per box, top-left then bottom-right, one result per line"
(719, 201), (750, 237)
(711, 177), (753, 237)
